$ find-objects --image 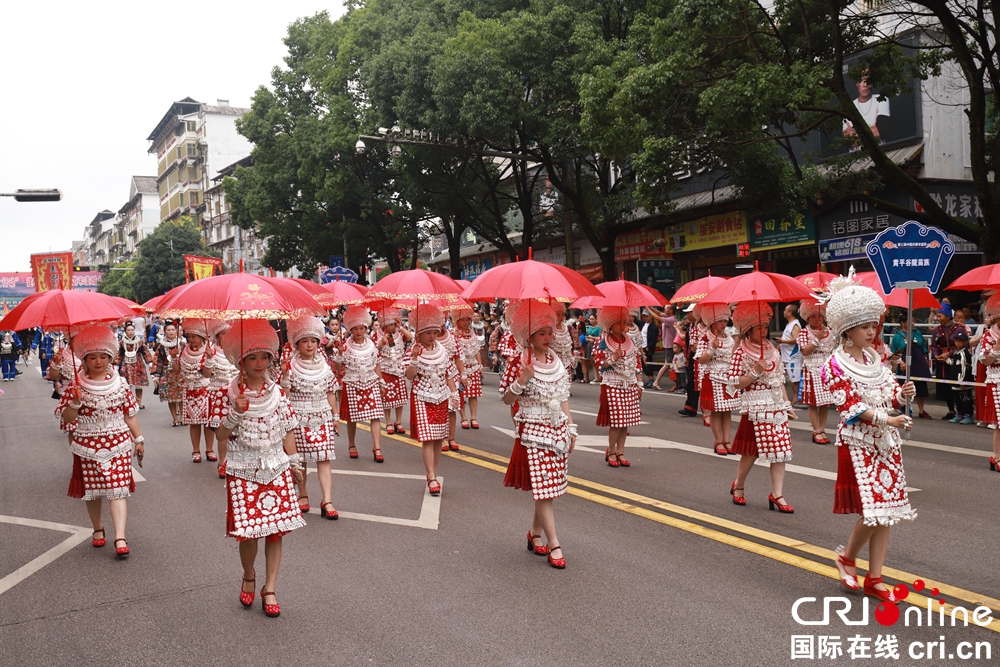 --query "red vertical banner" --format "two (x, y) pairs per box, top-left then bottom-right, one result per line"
(184, 255), (223, 282)
(30, 252), (74, 292)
